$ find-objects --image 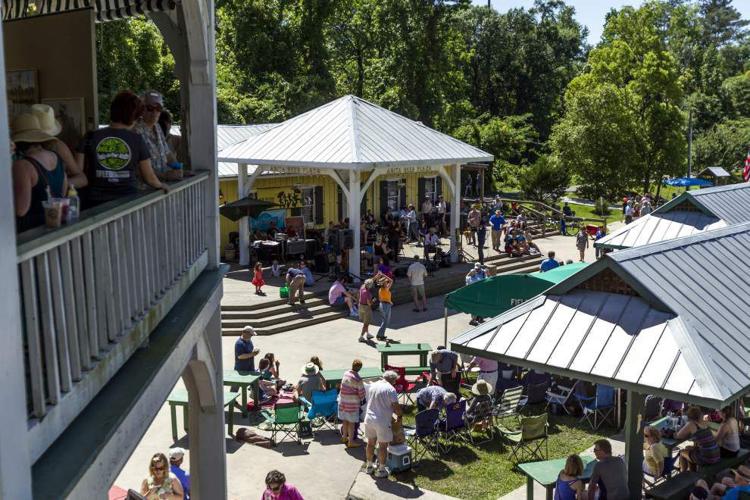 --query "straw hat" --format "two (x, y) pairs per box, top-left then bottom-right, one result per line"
(30, 104), (62, 136)
(302, 362), (319, 375)
(471, 379), (494, 396)
(11, 113), (55, 143)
